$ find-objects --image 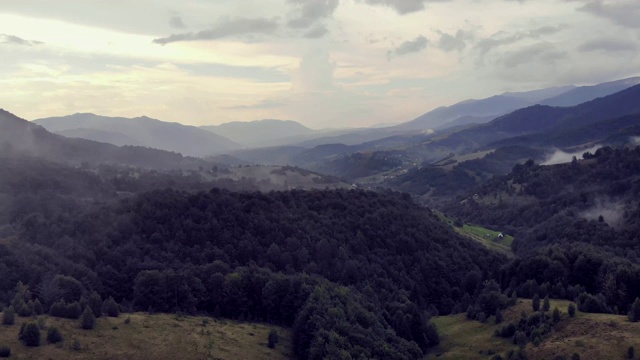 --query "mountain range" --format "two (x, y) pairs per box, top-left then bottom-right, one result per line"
(0, 109), (207, 169)
(34, 113), (241, 157)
